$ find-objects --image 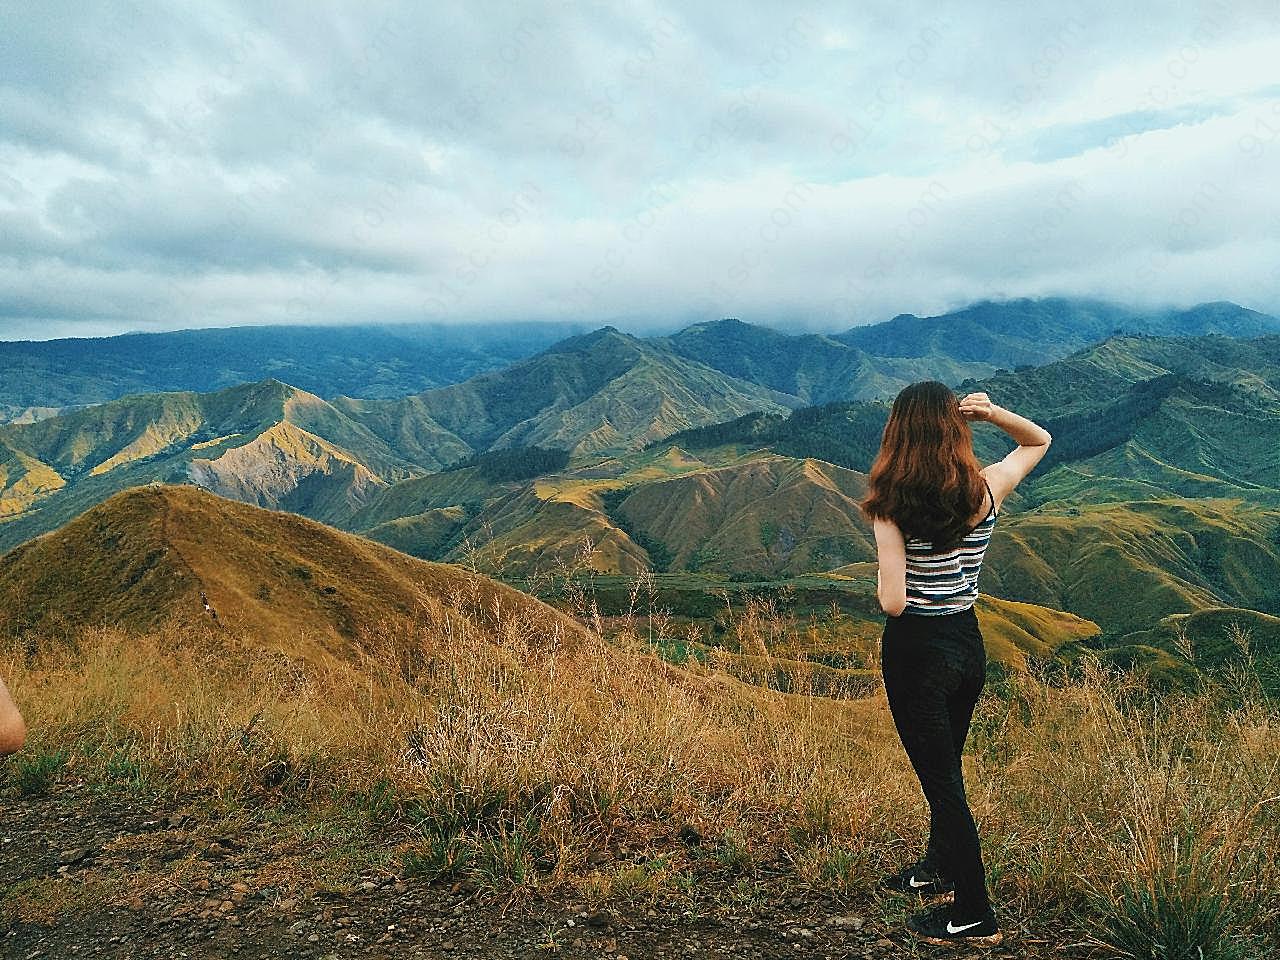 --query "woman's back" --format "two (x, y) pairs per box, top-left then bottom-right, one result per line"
(902, 478), (997, 616)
